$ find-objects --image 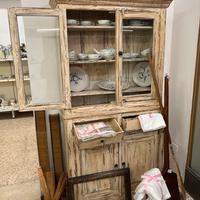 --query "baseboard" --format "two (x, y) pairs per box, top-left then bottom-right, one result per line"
(185, 167), (200, 200)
